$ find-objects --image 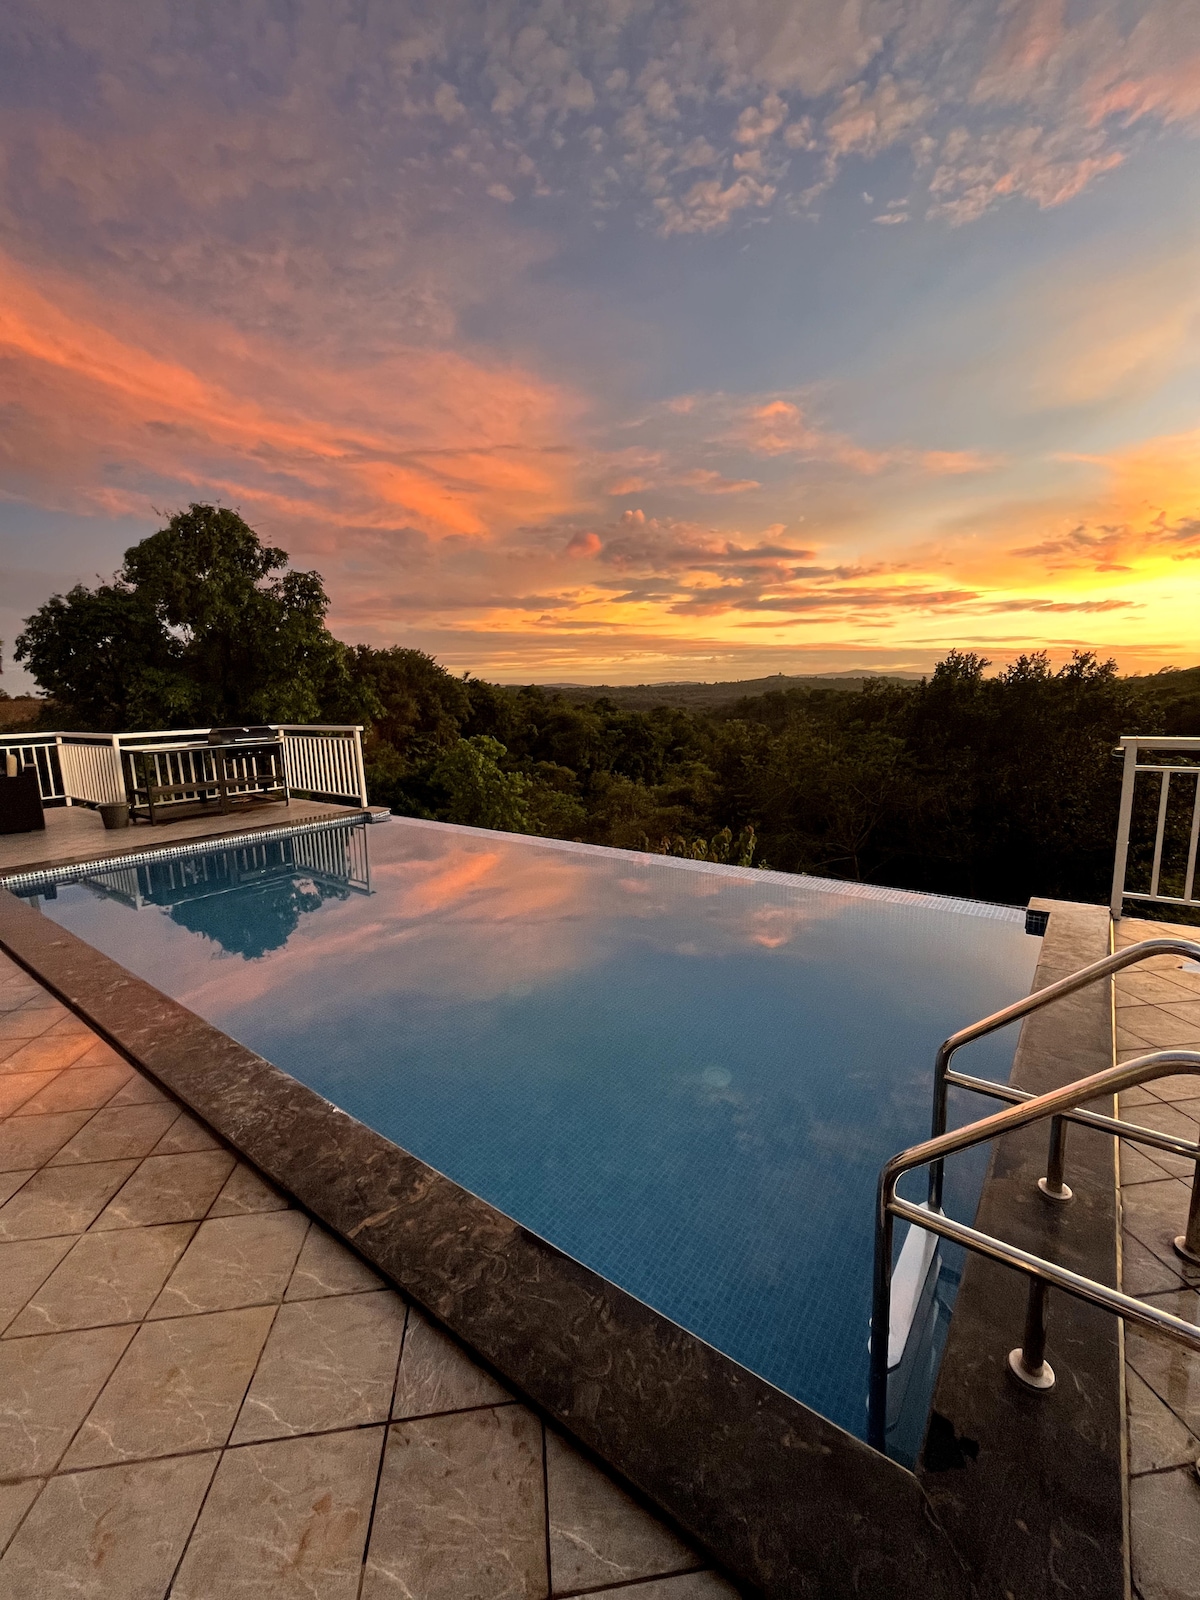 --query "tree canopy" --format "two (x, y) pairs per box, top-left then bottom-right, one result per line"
(14, 505), (1199, 911)
(15, 505), (355, 729)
